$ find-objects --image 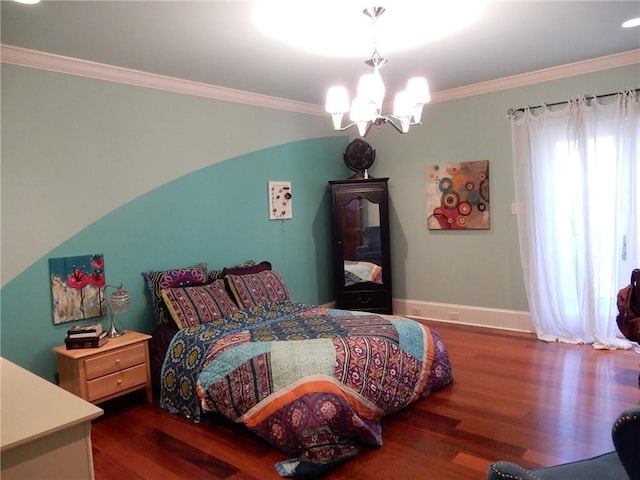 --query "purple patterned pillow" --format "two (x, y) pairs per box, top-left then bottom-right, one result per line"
(221, 261), (271, 278)
(226, 270), (291, 309)
(142, 263), (208, 325)
(161, 280), (239, 328)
